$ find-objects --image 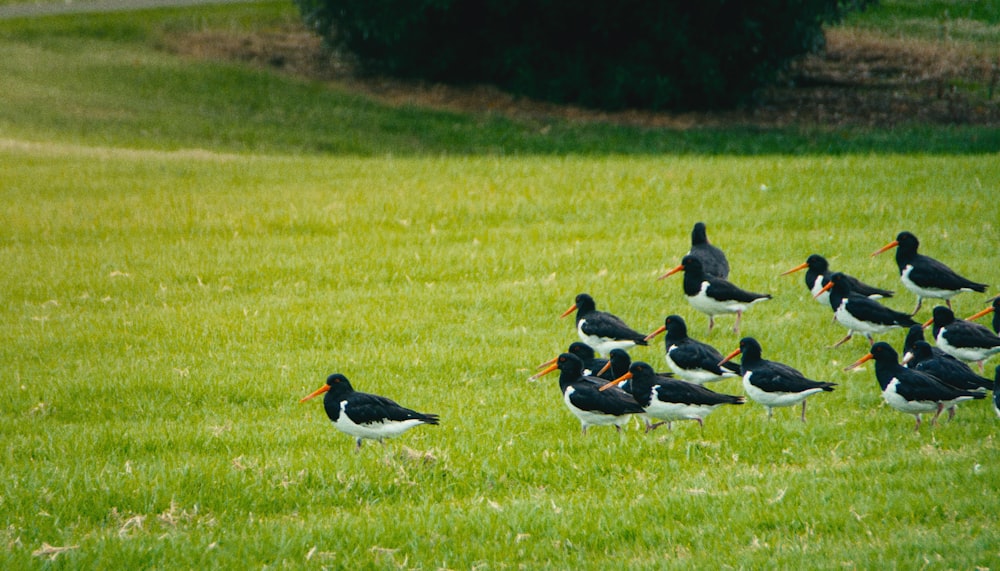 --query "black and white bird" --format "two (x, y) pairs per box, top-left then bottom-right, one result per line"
(925, 305), (1000, 372)
(532, 342), (611, 381)
(300, 374), (439, 450)
(601, 361), (744, 431)
(966, 295), (1000, 334)
(644, 314), (741, 384)
(903, 341), (994, 394)
(994, 367), (1000, 419)
(901, 324), (950, 364)
(846, 342), (984, 431)
(720, 337), (835, 422)
(560, 293), (648, 357)
(659, 221), (730, 280)
(537, 352), (644, 435)
(872, 231), (988, 315)
(816, 272), (918, 347)
(782, 253), (893, 306)
(660, 255), (771, 335)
